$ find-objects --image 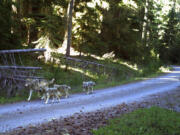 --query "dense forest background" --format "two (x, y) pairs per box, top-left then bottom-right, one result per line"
(0, 0), (180, 64)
